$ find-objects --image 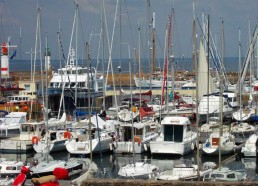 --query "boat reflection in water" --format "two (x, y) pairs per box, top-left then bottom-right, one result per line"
(2, 149), (258, 181)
